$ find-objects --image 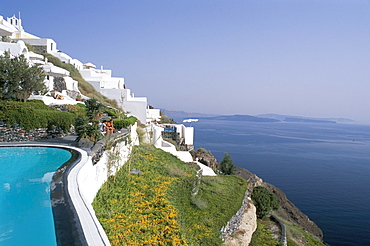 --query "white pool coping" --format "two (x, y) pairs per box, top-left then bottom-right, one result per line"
(66, 146), (110, 246)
